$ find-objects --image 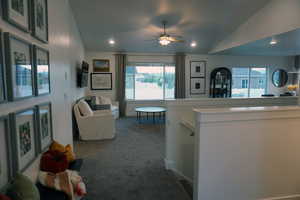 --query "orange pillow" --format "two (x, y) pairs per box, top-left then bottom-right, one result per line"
(50, 141), (65, 152)
(49, 141), (76, 163)
(65, 144), (76, 163)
